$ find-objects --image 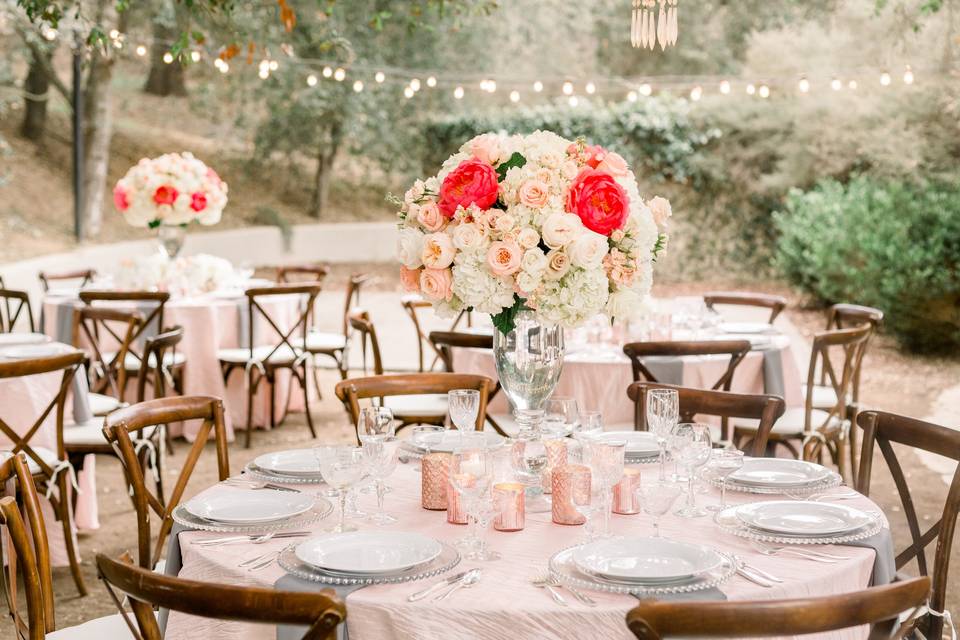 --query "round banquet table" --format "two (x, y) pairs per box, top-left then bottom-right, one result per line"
(167, 461), (884, 640)
(42, 290), (310, 441)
